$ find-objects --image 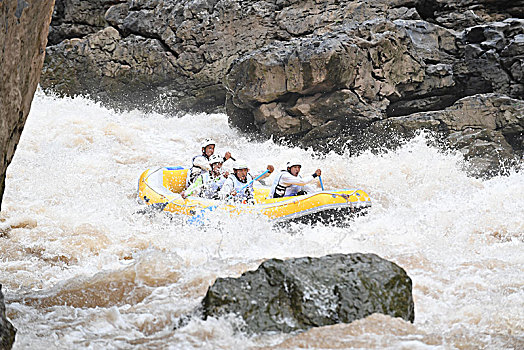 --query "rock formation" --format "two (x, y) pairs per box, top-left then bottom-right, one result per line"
(0, 0), (55, 211)
(48, 0), (123, 46)
(41, 0), (524, 177)
(225, 17), (524, 175)
(371, 94), (524, 177)
(1, 2), (54, 347)
(0, 285), (16, 350)
(202, 253), (414, 333)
